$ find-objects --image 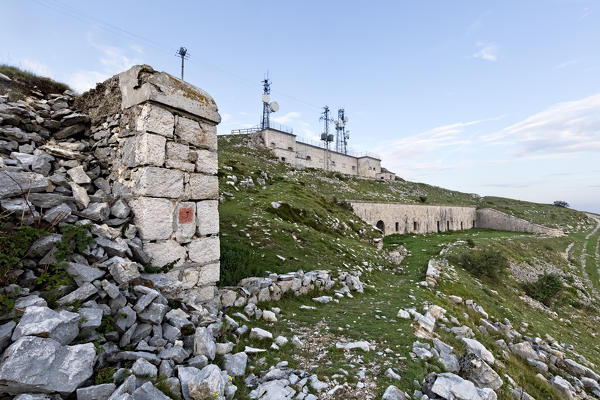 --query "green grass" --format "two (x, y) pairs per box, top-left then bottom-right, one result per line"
(216, 134), (599, 399)
(0, 64), (70, 99)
